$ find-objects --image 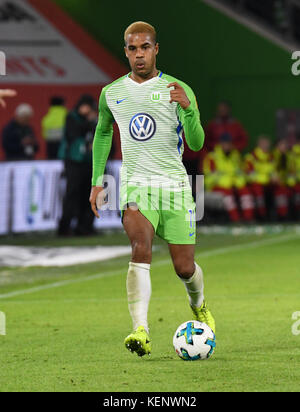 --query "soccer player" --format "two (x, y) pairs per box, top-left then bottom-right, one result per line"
(0, 89), (17, 108)
(90, 21), (215, 357)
